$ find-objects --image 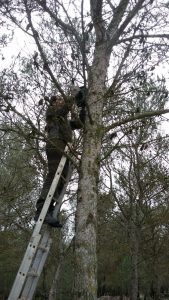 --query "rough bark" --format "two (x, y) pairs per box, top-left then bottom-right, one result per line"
(73, 44), (110, 300)
(129, 219), (139, 300)
(48, 263), (61, 300)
